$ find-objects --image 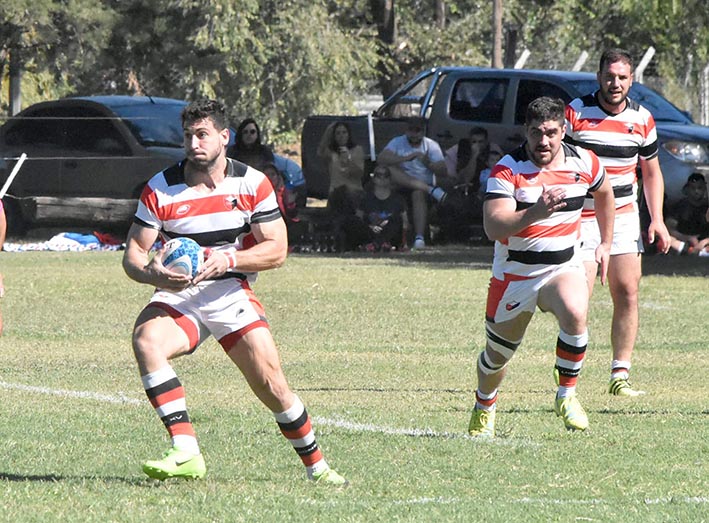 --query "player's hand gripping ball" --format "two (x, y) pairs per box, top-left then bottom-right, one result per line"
(161, 237), (204, 278)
